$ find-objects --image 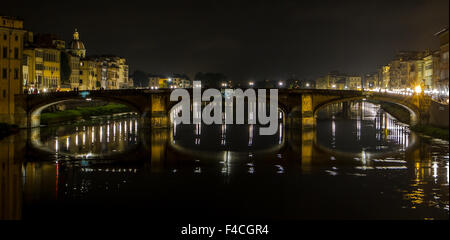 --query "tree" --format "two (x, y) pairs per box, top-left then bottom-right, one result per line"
(194, 72), (227, 88)
(131, 70), (149, 88)
(60, 52), (71, 86)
